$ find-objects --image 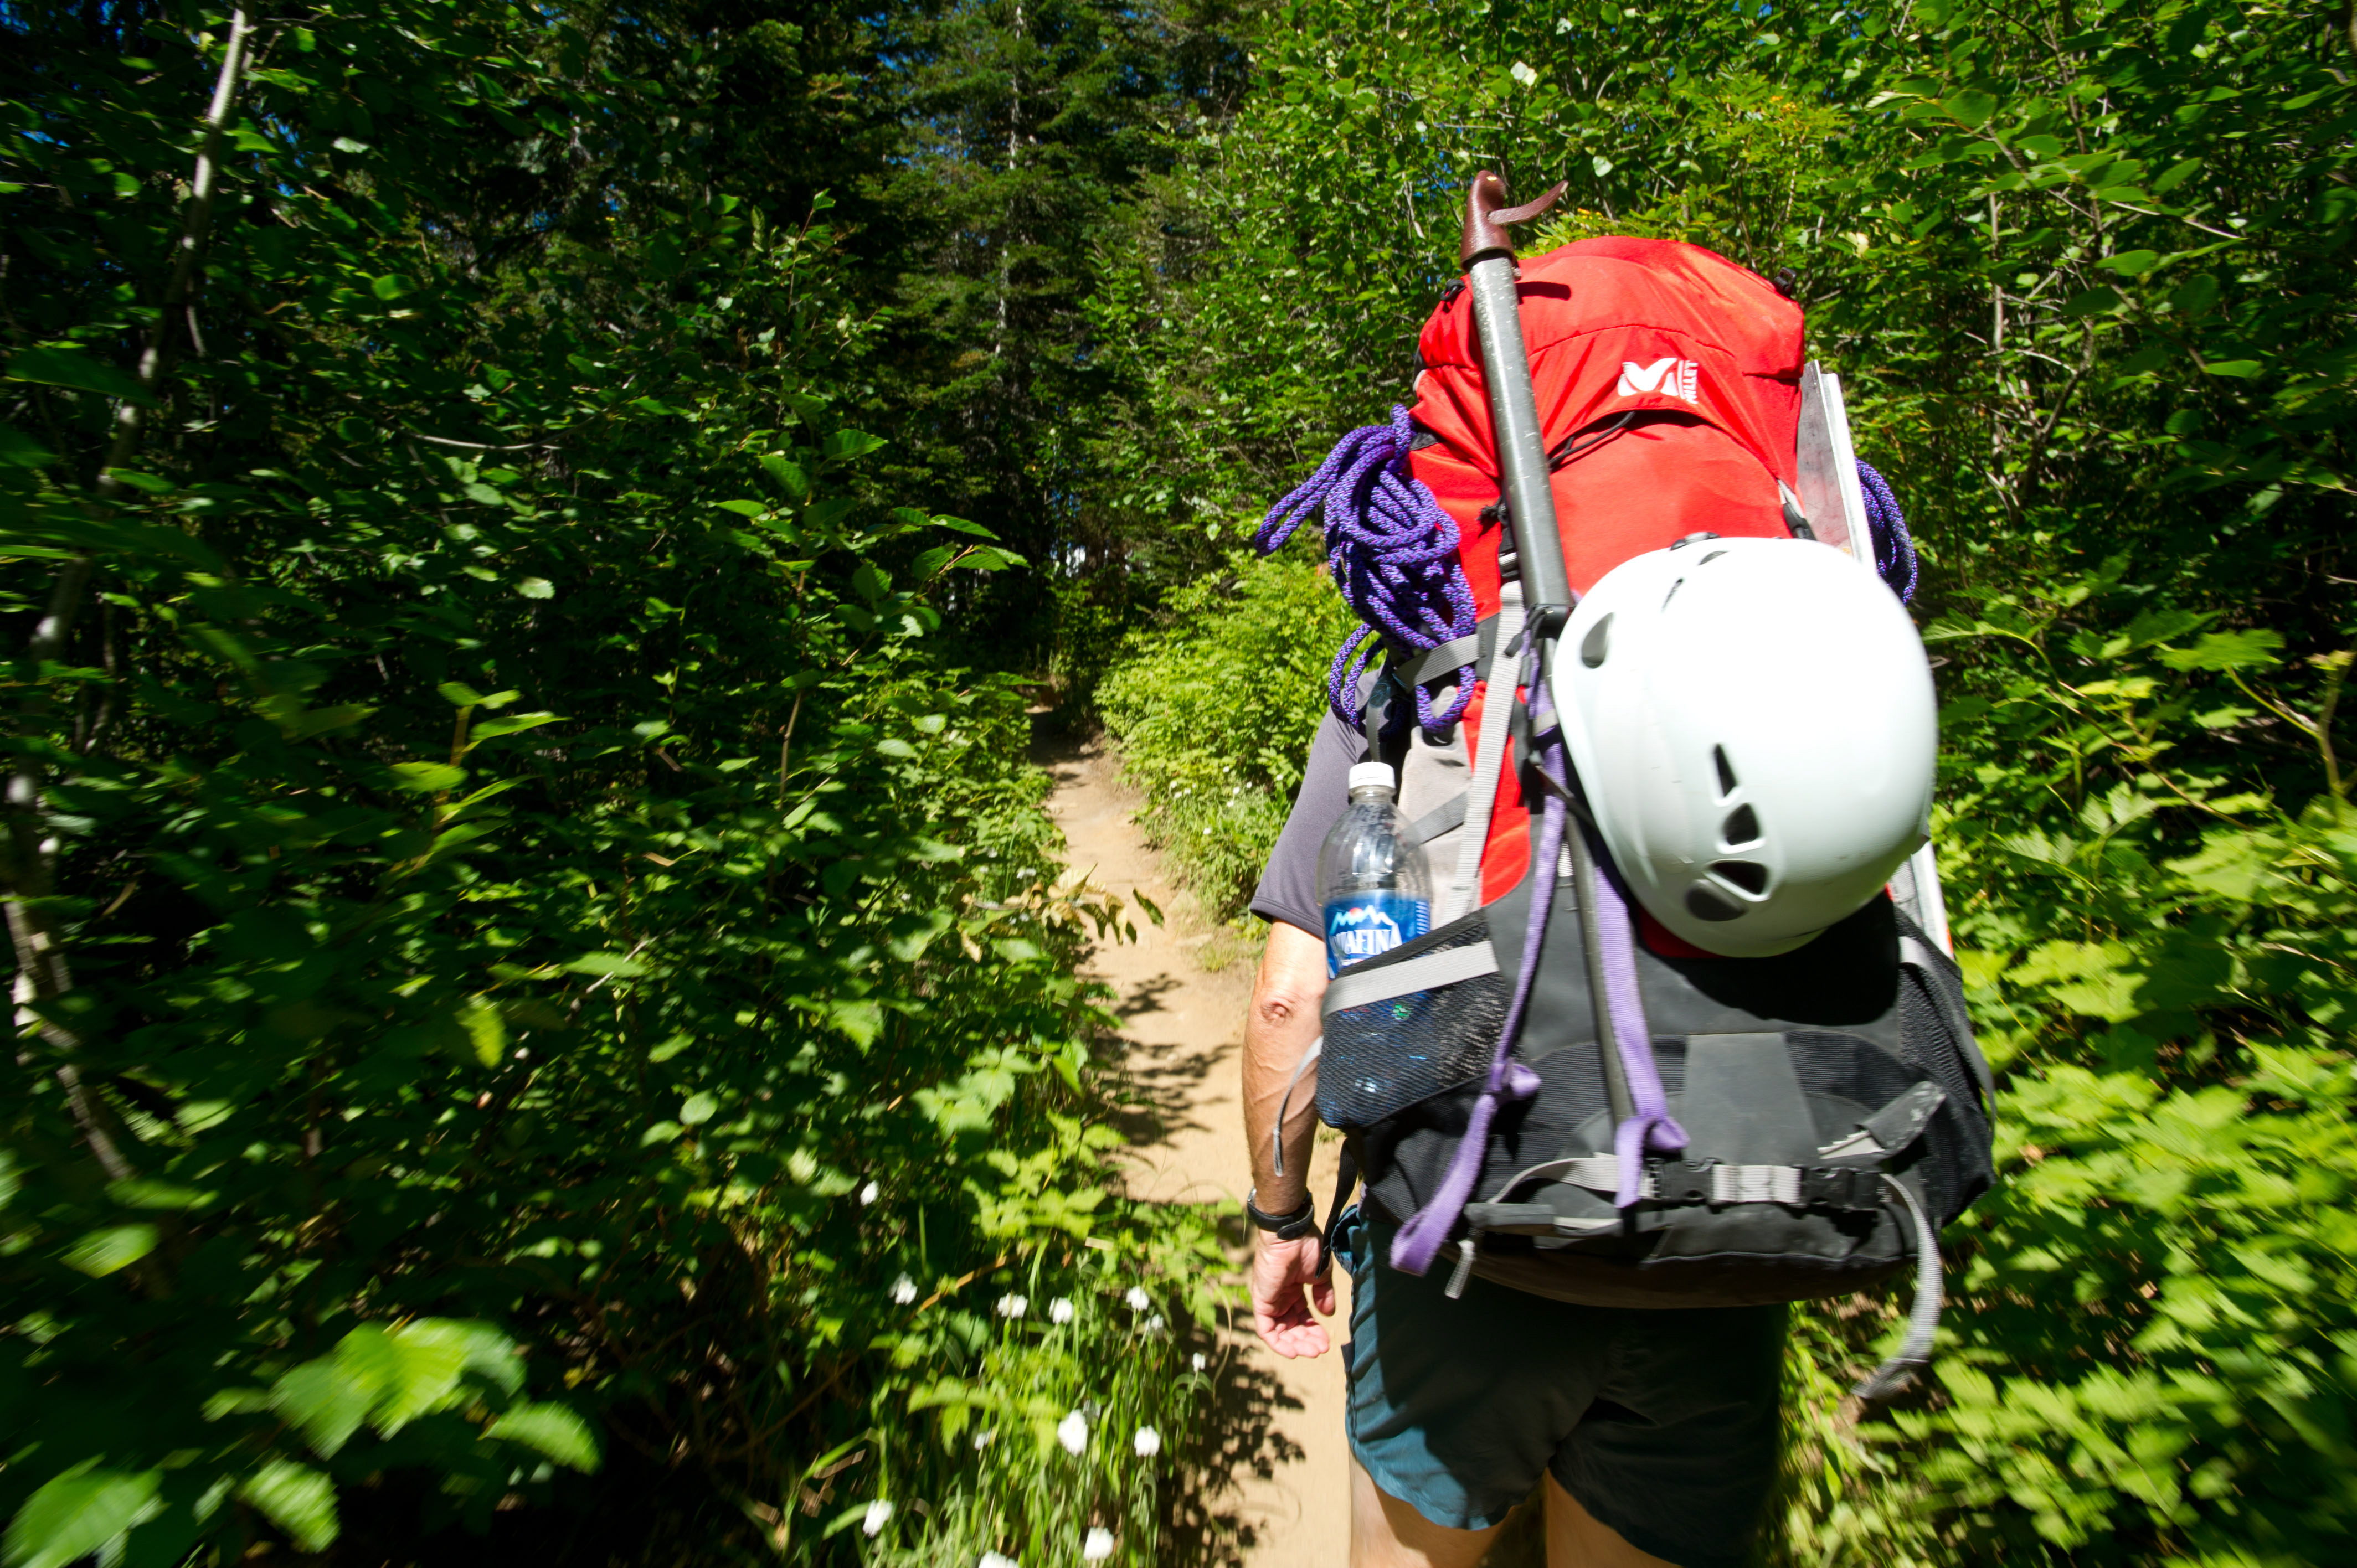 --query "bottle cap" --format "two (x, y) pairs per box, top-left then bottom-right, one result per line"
(1347, 762), (1397, 795)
